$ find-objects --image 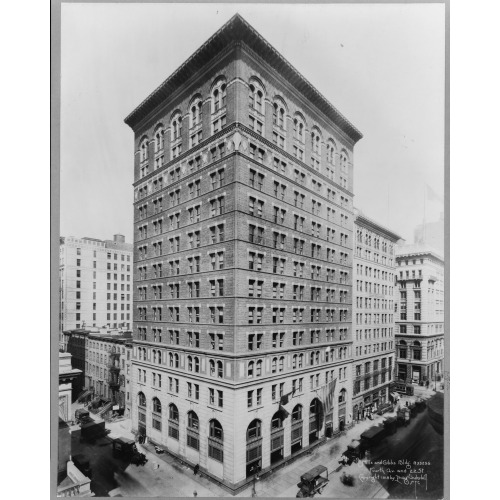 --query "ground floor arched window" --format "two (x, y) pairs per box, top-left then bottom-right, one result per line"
(187, 411), (200, 450)
(208, 419), (224, 463)
(291, 404), (303, 453)
(168, 403), (179, 440)
(152, 397), (162, 431)
(246, 419), (262, 477)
